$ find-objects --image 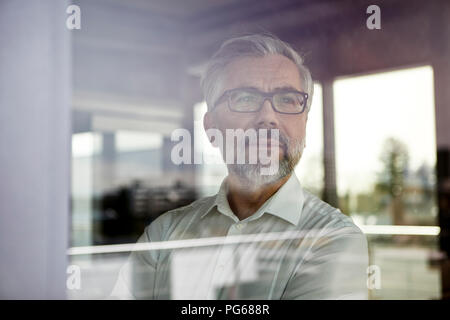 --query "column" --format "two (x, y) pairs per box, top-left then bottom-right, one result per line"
(321, 79), (339, 208)
(0, 1), (71, 298)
